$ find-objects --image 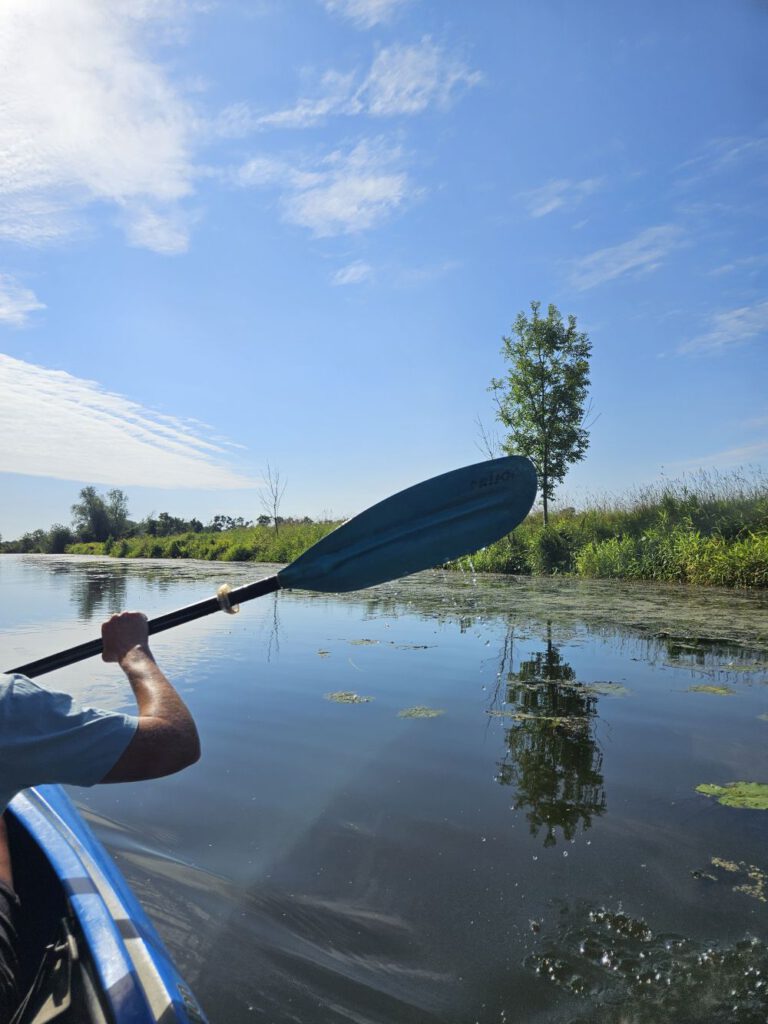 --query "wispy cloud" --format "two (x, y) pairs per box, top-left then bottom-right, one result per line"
(0, 353), (258, 489)
(0, 0), (199, 254)
(668, 441), (768, 473)
(320, 0), (412, 29)
(707, 253), (768, 277)
(520, 177), (603, 218)
(237, 138), (414, 236)
(676, 133), (768, 181)
(678, 300), (768, 355)
(360, 38), (482, 116)
(0, 275), (45, 326)
(570, 225), (684, 290)
(253, 39), (480, 130)
(332, 261), (373, 285)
